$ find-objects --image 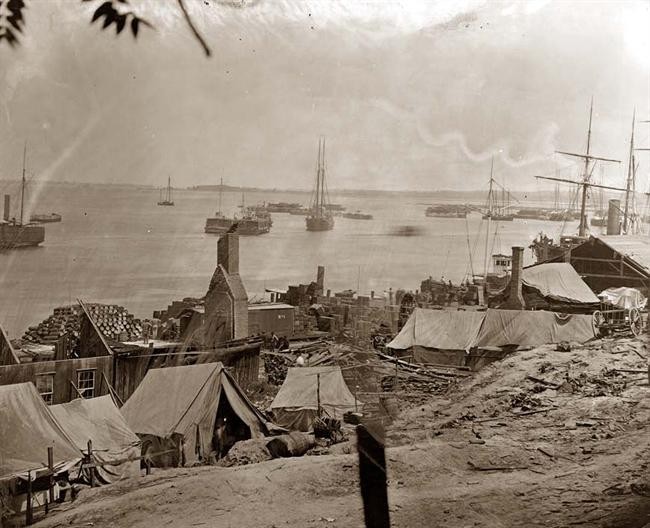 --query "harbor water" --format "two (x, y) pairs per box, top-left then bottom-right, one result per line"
(0, 183), (586, 337)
